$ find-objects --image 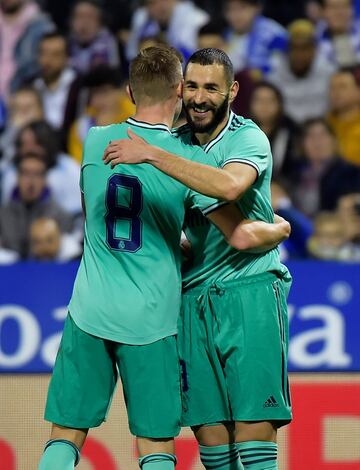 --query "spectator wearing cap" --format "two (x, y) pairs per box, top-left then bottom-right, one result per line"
(67, 65), (135, 163)
(68, 0), (119, 74)
(224, 0), (288, 75)
(126, 0), (209, 62)
(268, 19), (335, 124)
(317, 0), (360, 68)
(0, 153), (73, 259)
(327, 68), (360, 165)
(0, 0), (54, 99)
